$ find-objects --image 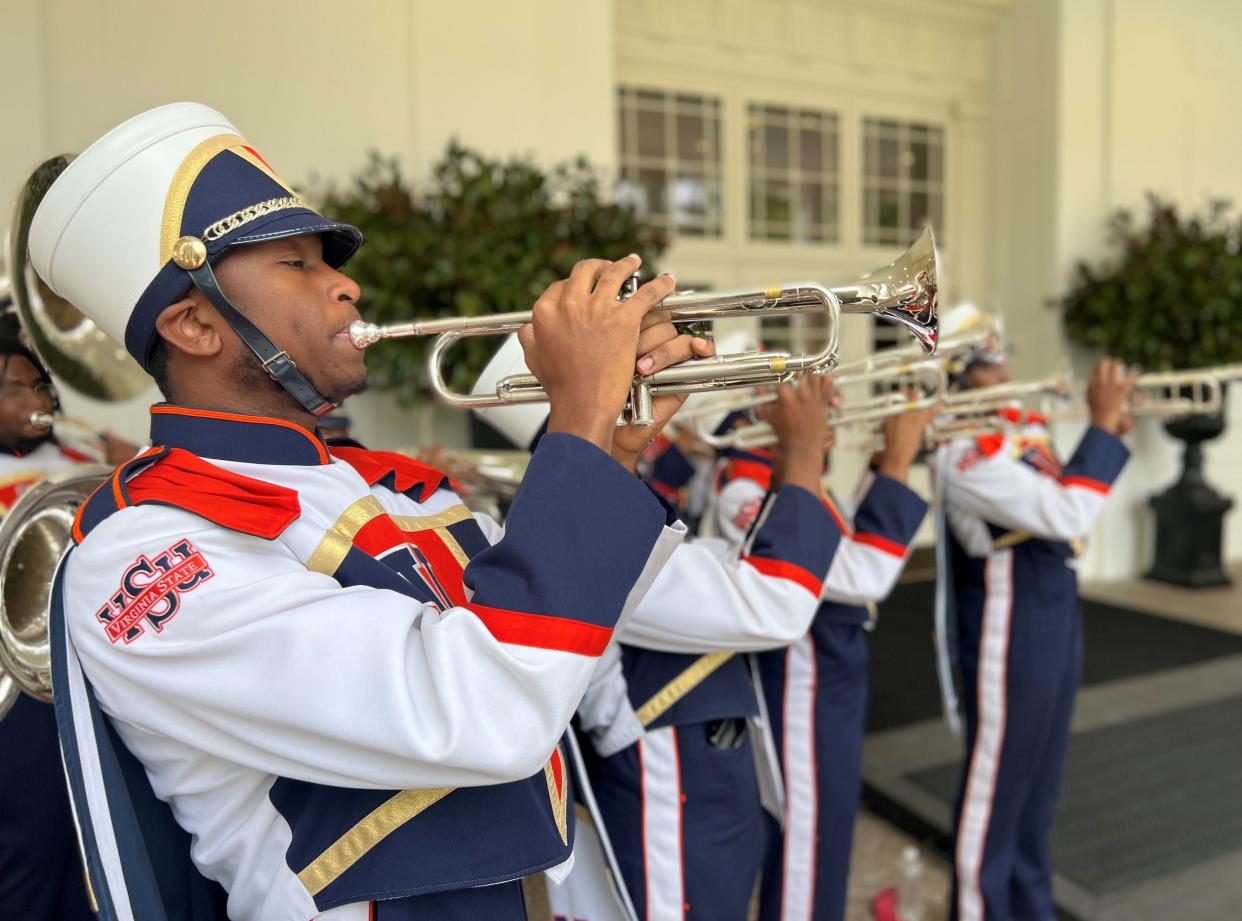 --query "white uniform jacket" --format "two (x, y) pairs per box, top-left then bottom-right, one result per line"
(714, 452), (918, 610)
(931, 417), (1130, 725)
(0, 439), (85, 513)
(55, 405), (685, 921)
